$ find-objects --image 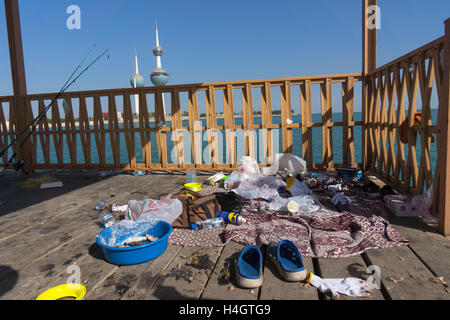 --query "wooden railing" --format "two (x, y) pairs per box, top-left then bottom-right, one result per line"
(0, 73), (363, 172)
(363, 18), (450, 235)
